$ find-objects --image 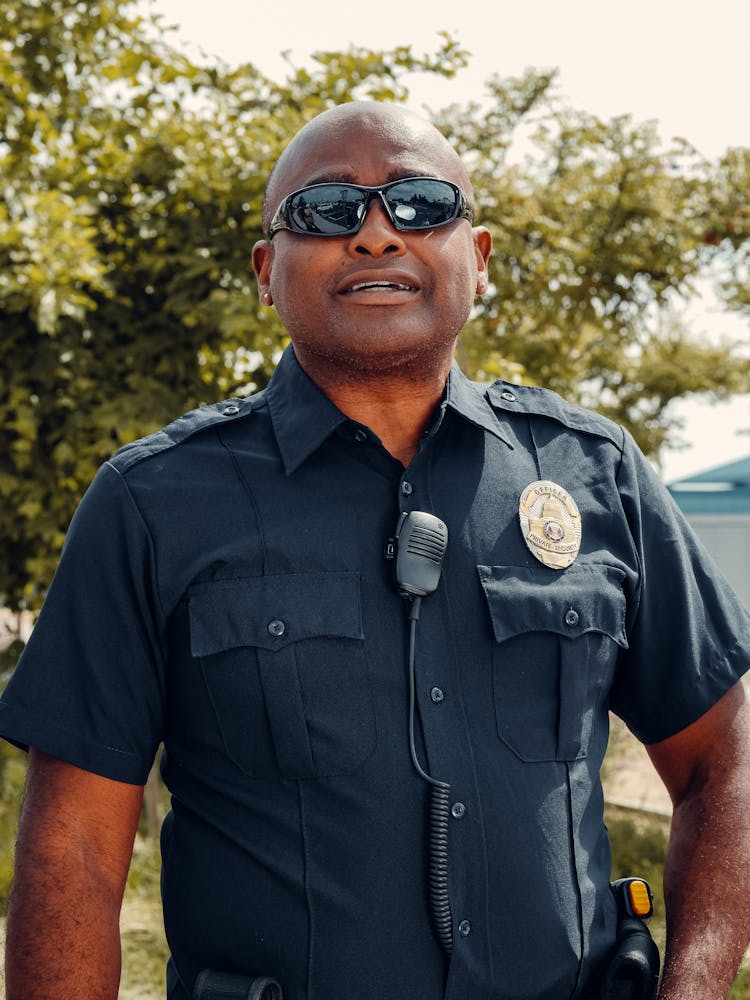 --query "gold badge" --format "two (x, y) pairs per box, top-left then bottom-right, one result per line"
(519, 480), (582, 569)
